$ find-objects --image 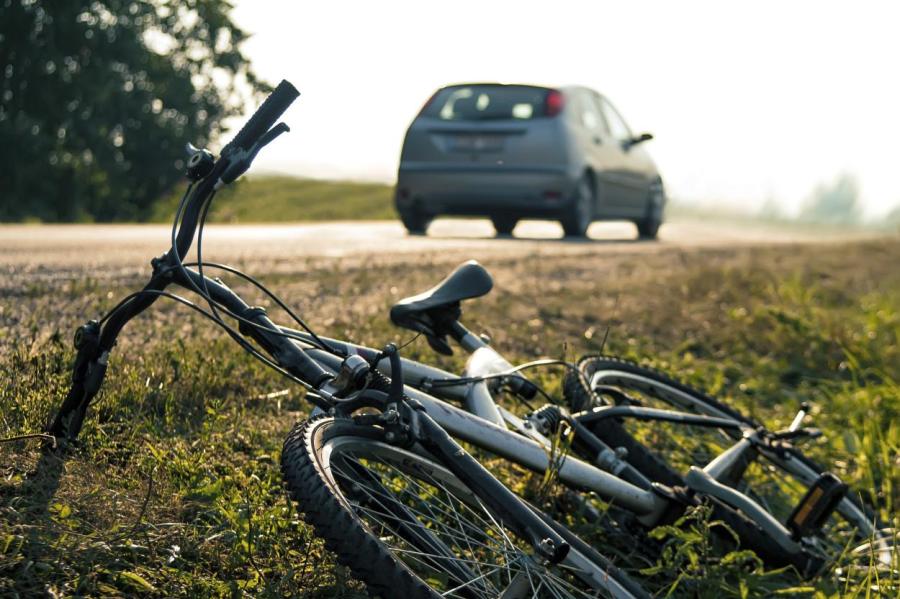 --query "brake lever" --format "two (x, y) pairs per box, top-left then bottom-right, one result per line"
(252, 122), (290, 153)
(215, 122), (291, 188)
